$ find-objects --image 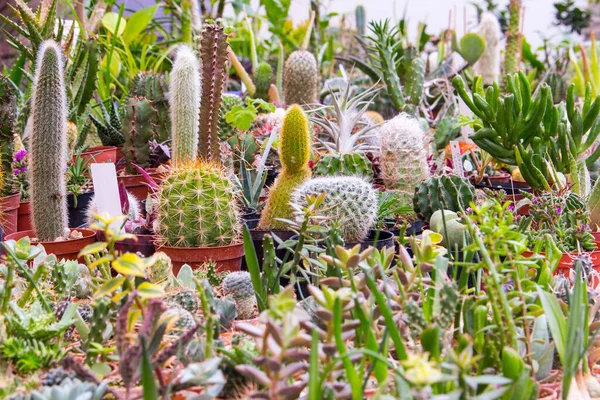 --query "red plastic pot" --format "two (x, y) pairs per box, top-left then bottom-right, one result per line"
(157, 242), (244, 275)
(523, 249), (600, 278)
(0, 192), (21, 235)
(117, 169), (163, 201)
(17, 200), (32, 232)
(74, 146), (118, 164)
(5, 228), (96, 261)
